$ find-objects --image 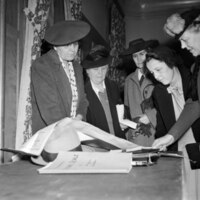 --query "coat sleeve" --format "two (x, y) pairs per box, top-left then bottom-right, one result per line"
(152, 93), (167, 138)
(168, 98), (200, 141)
(145, 108), (157, 128)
